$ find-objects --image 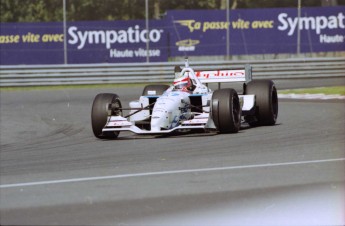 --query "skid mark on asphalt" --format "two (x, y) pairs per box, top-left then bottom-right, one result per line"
(1, 158), (344, 189)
